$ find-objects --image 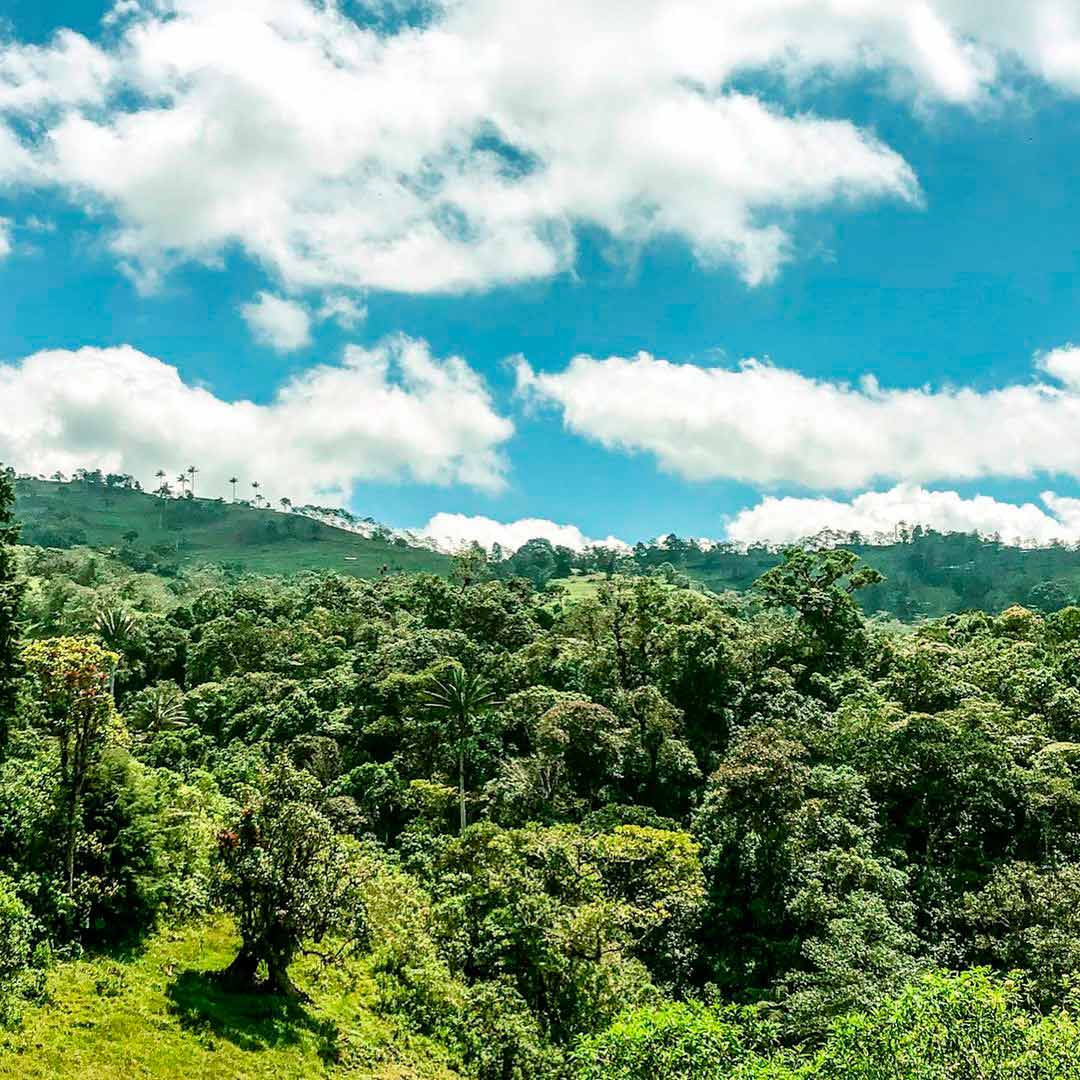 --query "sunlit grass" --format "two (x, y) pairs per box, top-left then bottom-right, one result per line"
(0, 918), (458, 1080)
